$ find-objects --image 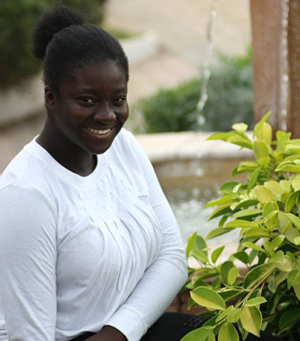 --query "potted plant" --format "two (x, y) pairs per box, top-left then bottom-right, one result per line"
(183, 112), (300, 341)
